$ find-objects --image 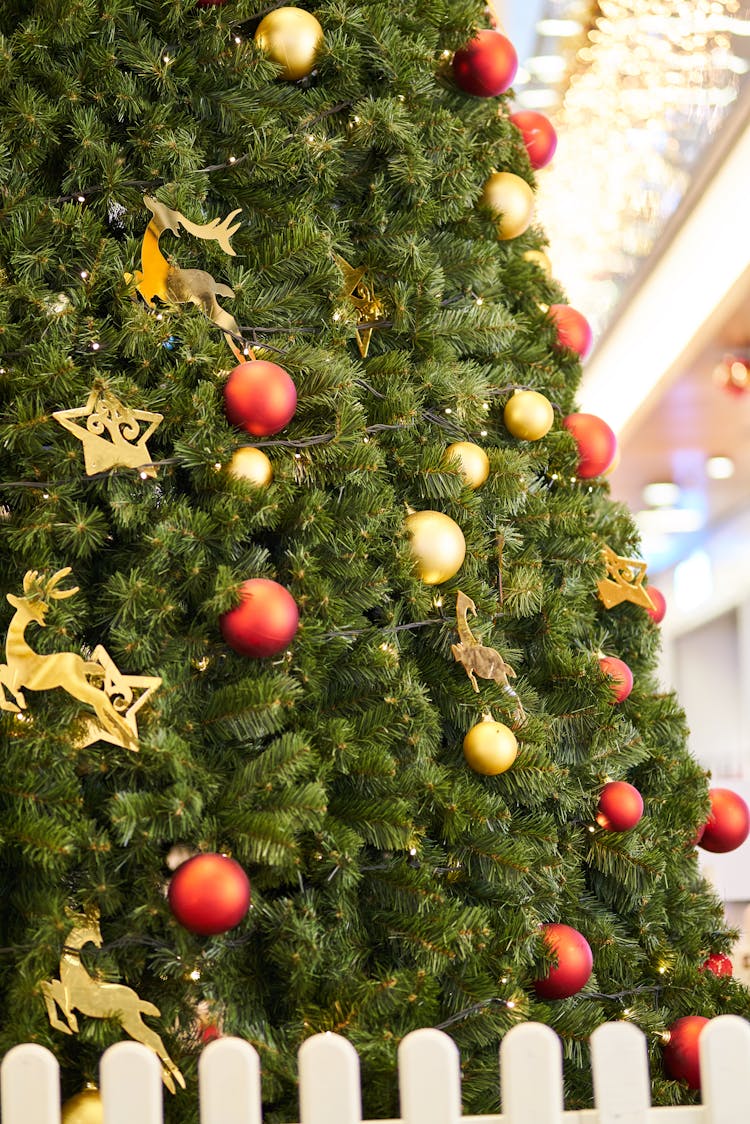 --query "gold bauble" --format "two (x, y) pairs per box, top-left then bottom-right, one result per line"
(463, 715), (518, 775)
(228, 446), (273, 486)
(503, 389), (554, 441)
(445, 441), (490, 489)
(62, 1089), (103, 1124)
(480, 172), (535, 240)
(523, 248), (552, 276)
(254, 7), (324, 81)
(406, 510), (466, 586)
